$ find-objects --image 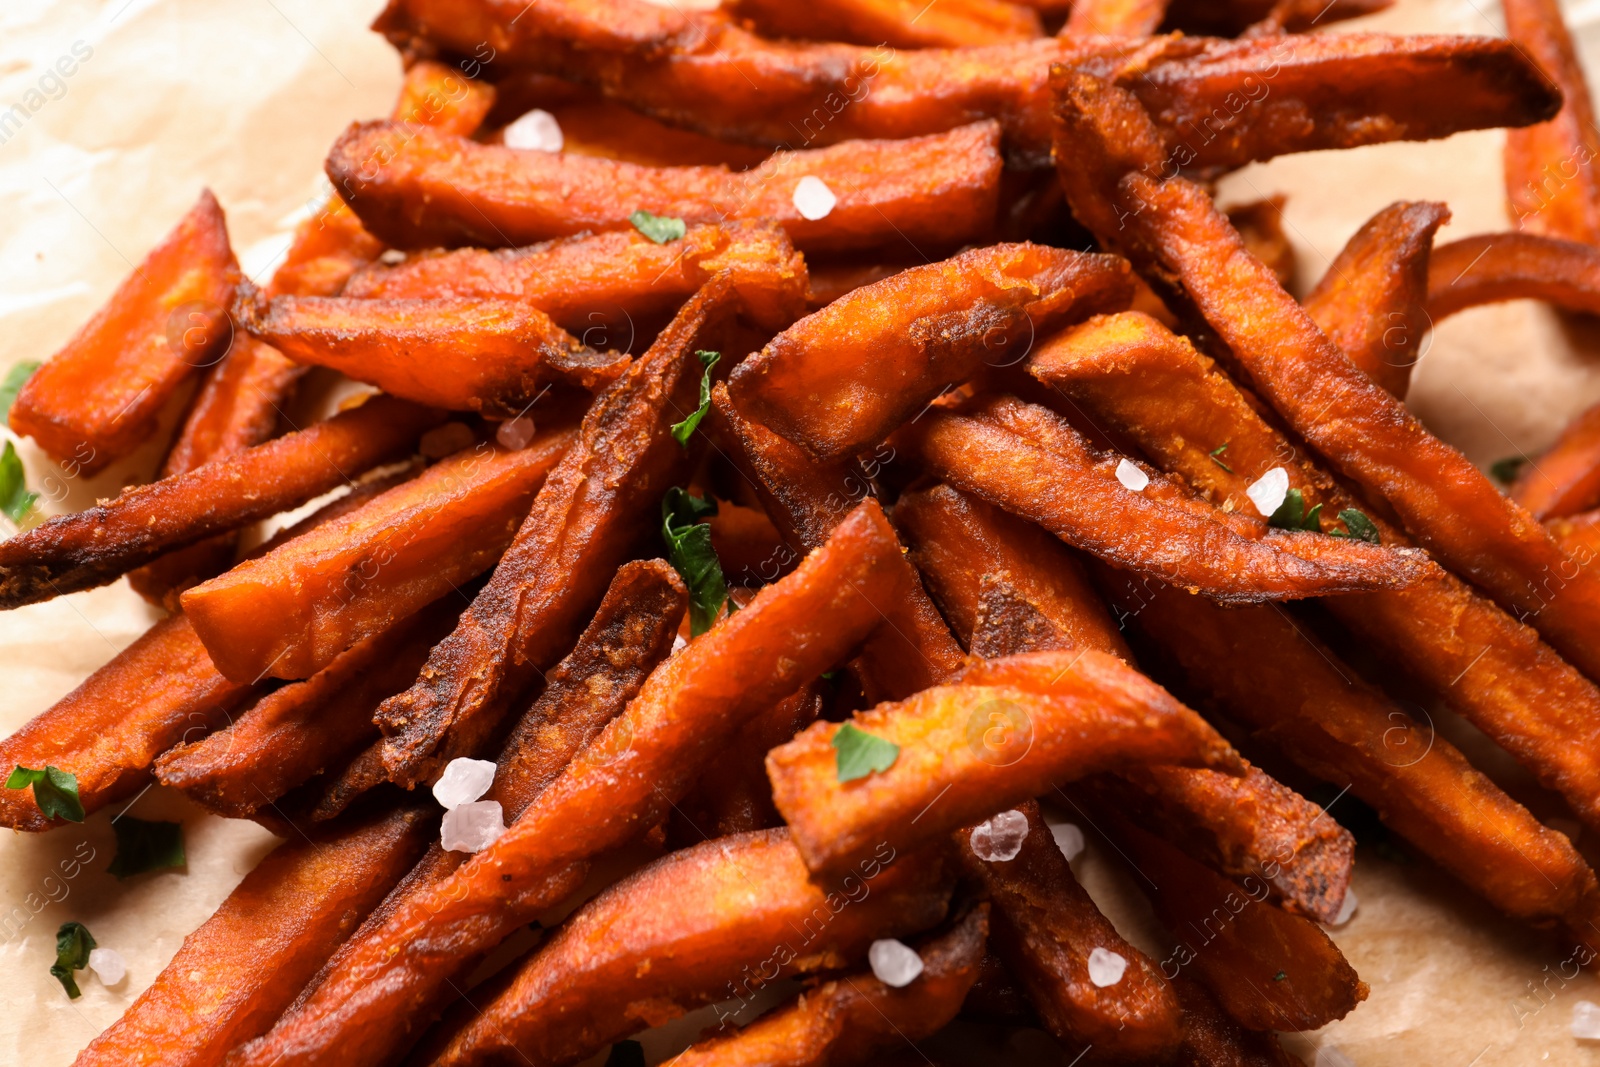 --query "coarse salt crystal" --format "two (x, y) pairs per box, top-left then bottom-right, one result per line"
(1573, 1000), (1600, 1039)
(1049, 821), (1085, 863)
(1329, 888), (1358, 927)
(442, 800), (507, 853)
(969, 809), (1030, 862)
(433, 757), (498, 809)
(496, 415), (536, 451)
(1315, 1045), (1356, 1067)
(869, 938), (923, 987)
(378, 248), (407, 266)
(1087, 947), (1127, 987)
(792, 176), (837, 221)
(503, 109), (563, 152)
(671, 633), (688, 654)
(88, 947), (127, 986)
(1246, 466), (1290, 517)
(1115, 458), (1149, 491)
